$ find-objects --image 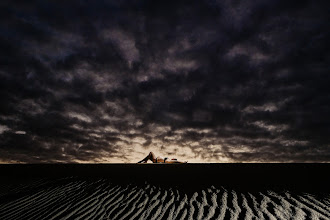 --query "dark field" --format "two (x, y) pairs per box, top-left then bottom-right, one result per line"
(0, 164), (329, 219)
